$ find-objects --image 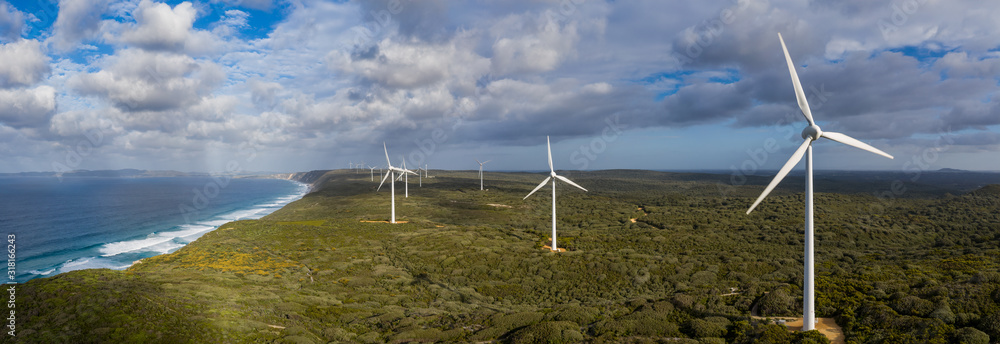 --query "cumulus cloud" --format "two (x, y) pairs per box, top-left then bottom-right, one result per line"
(113, 0), (218, 54)
(0, 39), (51, 88)
(0, 1), (25, 42)
(70, 49), (224, 113)
(49, 0), (110, 52)
(489, 13), (580, 76)
(0, 86), (56, 129)
(330, 36), (490, 90)
(121, 0), (195, 50)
